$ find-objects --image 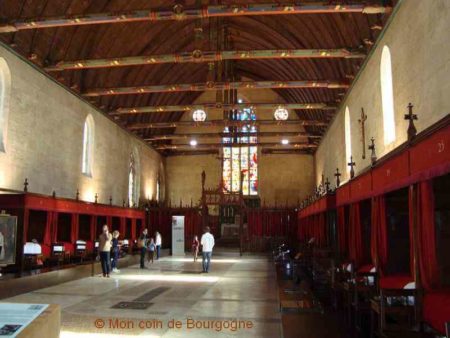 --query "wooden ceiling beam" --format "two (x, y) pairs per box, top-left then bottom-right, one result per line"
(261, 148), (313, 155)
(155, 142), (318, 150)
(46, 49), (365, 71)
(111, 102), (336, 115)
(145, 131), (322, 141)
(0, 3), (390, 33)
(84, 80), (349, 97)
(127, 119), (328, 130)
